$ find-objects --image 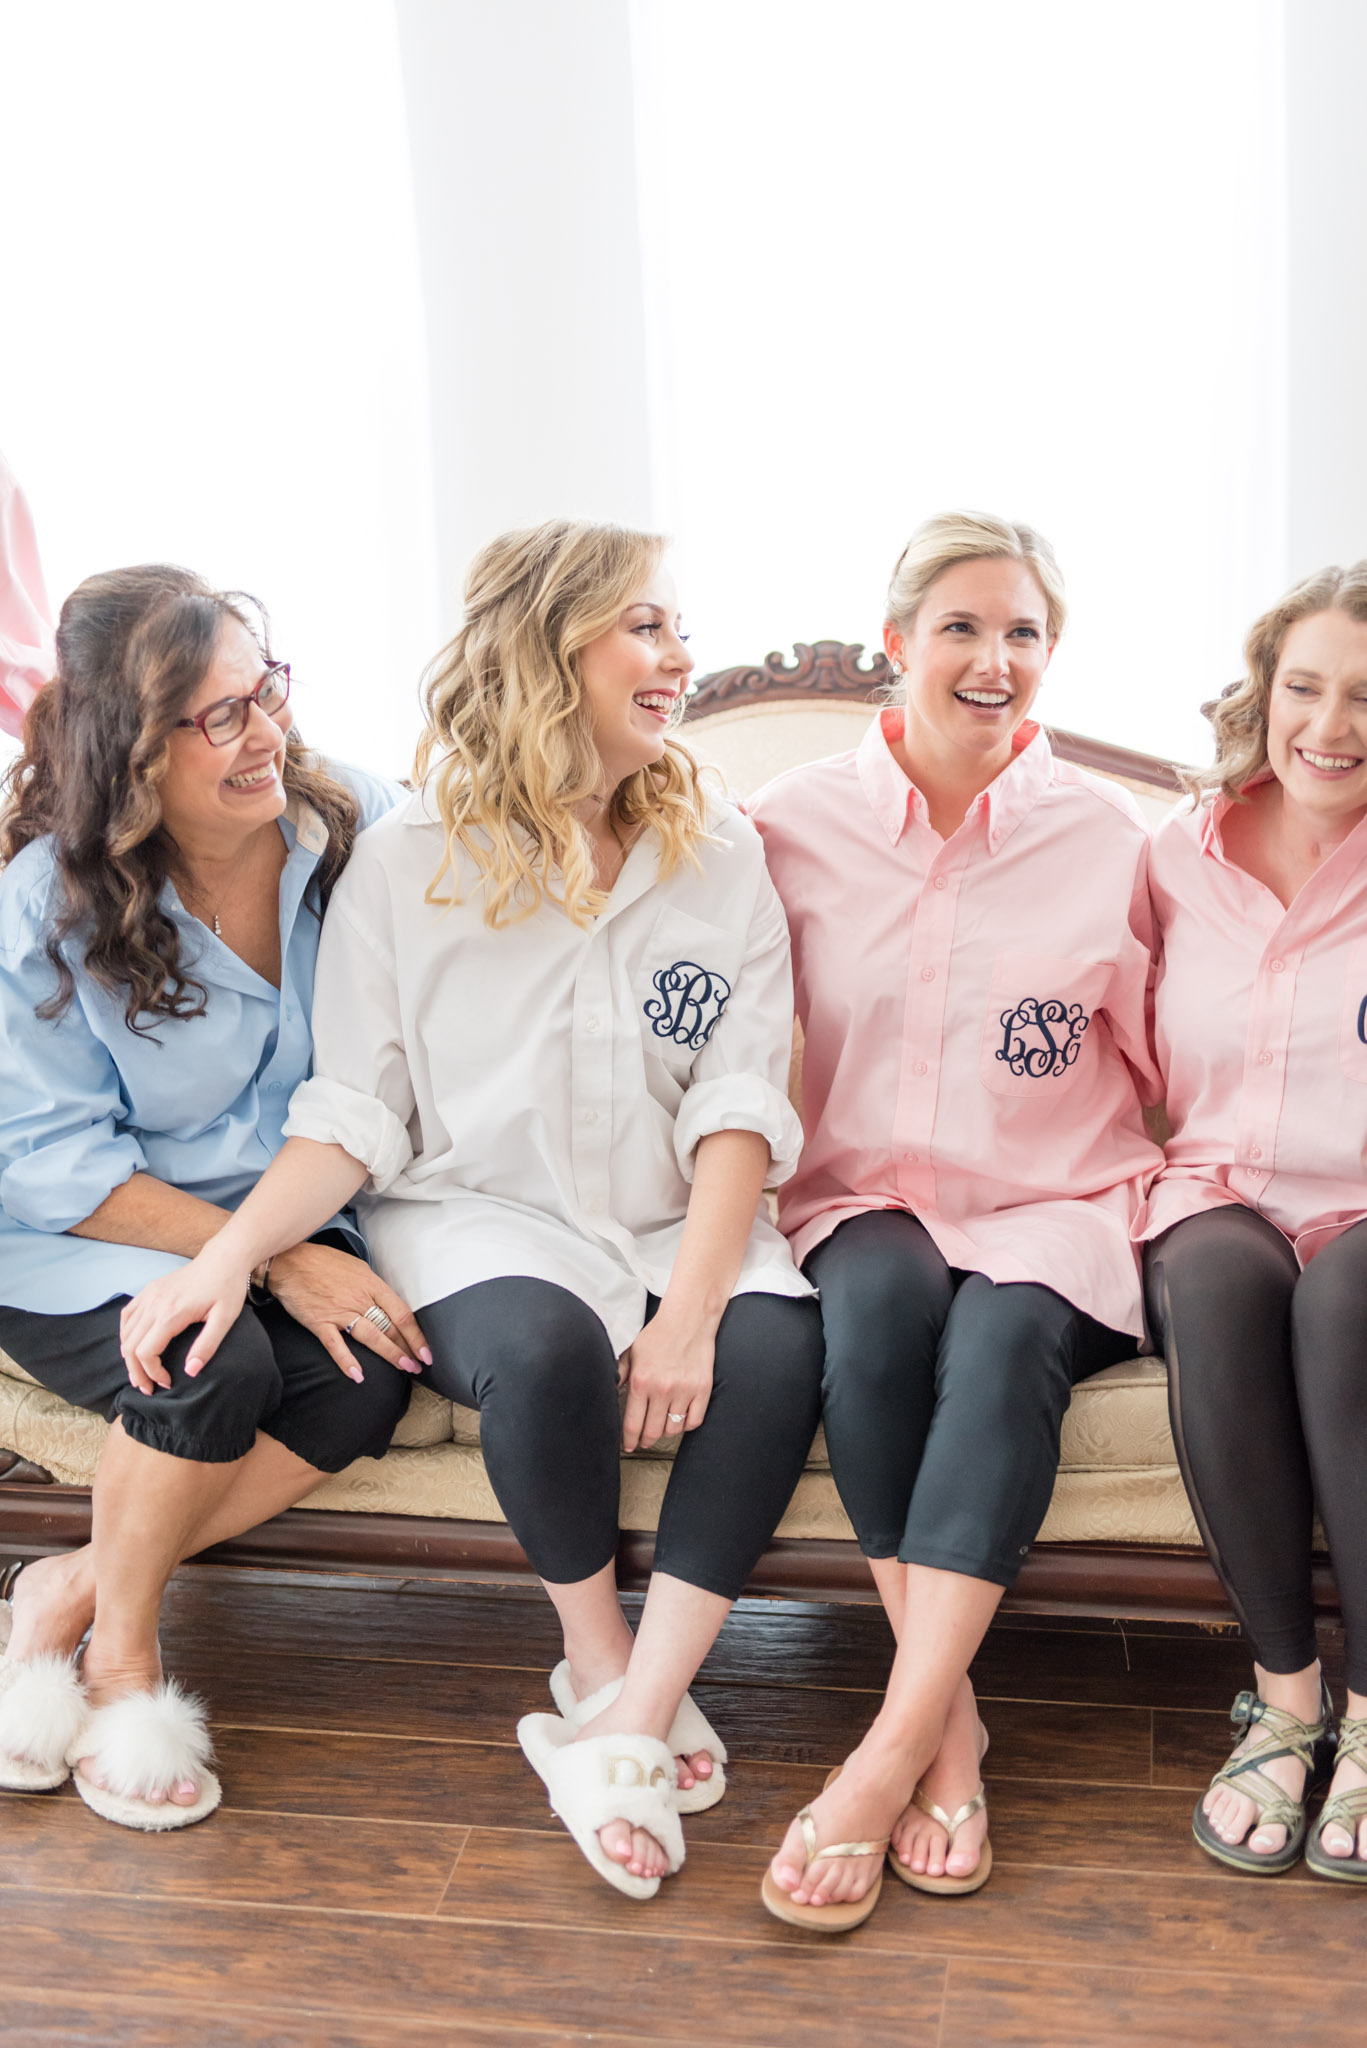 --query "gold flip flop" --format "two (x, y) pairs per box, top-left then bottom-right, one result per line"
(886, 1784), (993, 1895)
(760, 1797), (890, 1933)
